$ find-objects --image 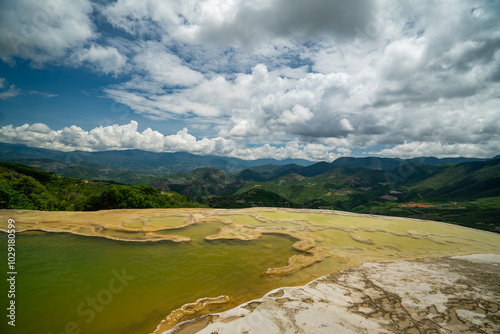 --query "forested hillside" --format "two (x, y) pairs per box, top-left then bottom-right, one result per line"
(0, 162), (206, 211)
(1, 157), (499, 233)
